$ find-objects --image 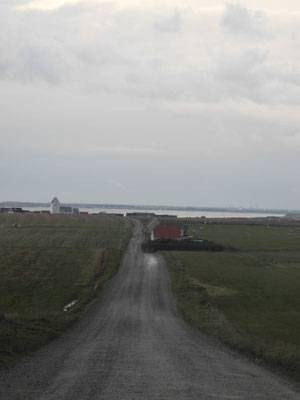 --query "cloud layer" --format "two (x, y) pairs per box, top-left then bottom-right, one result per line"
(1, 0), (300, 208)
